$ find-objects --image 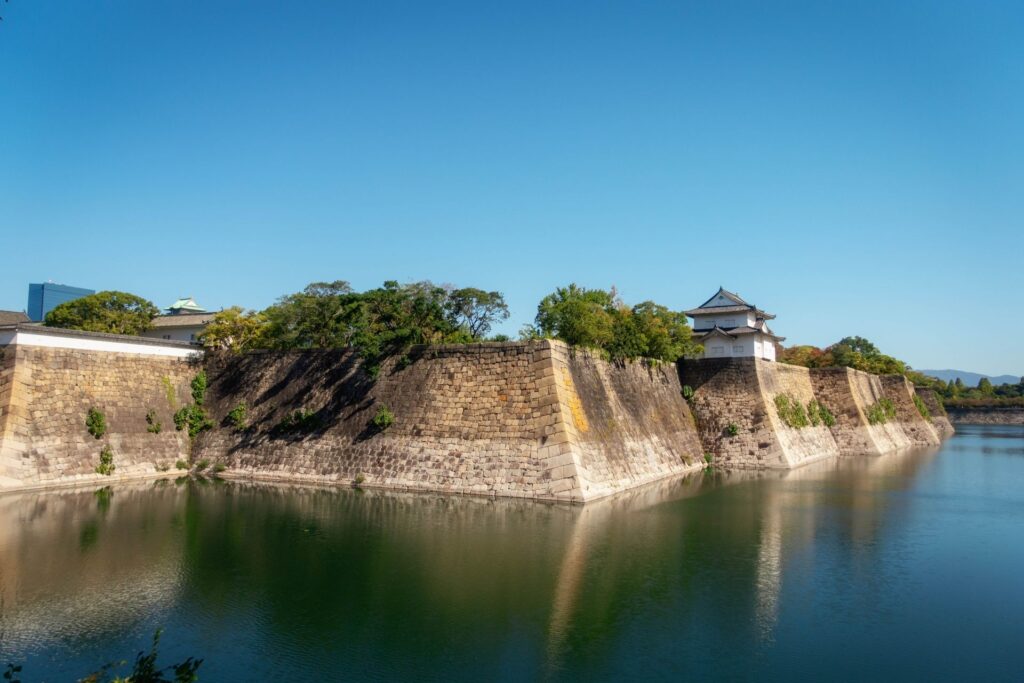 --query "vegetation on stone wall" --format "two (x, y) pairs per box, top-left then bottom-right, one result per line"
(162, 376), (178, 410)
(372, 405), (395, 431)
(866, 398), (898, 425)
(146, 409), (163, 433)
(528, 284), (701, 362)
(201, 280), (511, 375)
(274, 408), (320, 433)
(95, 445), (115, 475)
(913, 394), (932, 421)
(44, 290), (160, 335)
(174, 372), (213, 440)
(86, 407), (107, 439)
(725, 422), (739, 436)
(774, 394), (809, 428)
(226, 402), (248, 430)
(806, 399), (836, 427)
